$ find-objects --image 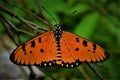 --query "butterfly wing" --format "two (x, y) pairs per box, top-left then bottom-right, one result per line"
(59, 31), (109, 67)
(10, 31), (57, 66)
